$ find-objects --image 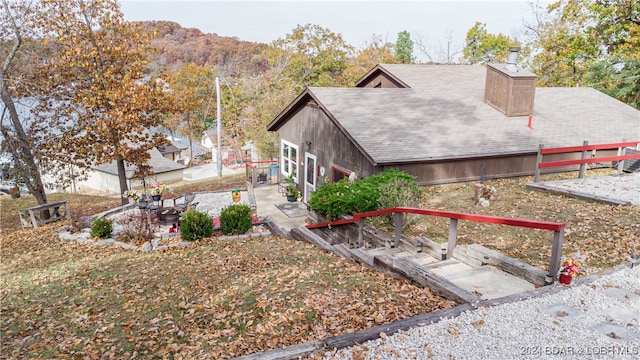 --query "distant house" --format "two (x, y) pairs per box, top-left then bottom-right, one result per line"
(75, 147), (185, 195)
(267, 61), (639, 202)
(159, 139), (188, 162)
